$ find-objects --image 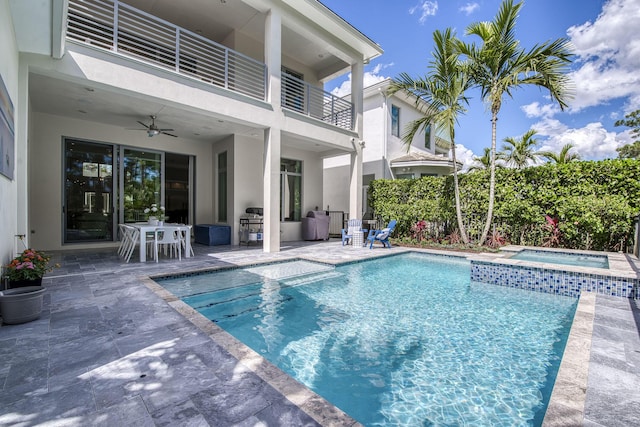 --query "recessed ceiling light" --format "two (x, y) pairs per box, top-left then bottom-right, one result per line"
(193, 132), (201, 136)
(77, 109), (87, 114)
(217, 120), (224, 123)
(84, 87), (94, 92)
